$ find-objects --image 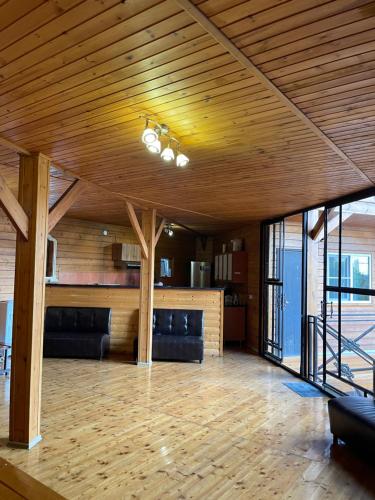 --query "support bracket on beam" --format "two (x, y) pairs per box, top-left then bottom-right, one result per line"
(48, 179), (86, 232)
(125, 201), (149, 259)
(155, 218), (166, 247)
(0, 174), (29, 239)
